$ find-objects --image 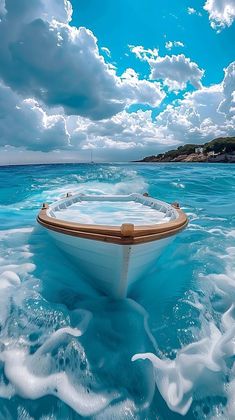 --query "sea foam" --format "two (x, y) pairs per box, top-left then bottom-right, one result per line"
(0, 163), (234, 418)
